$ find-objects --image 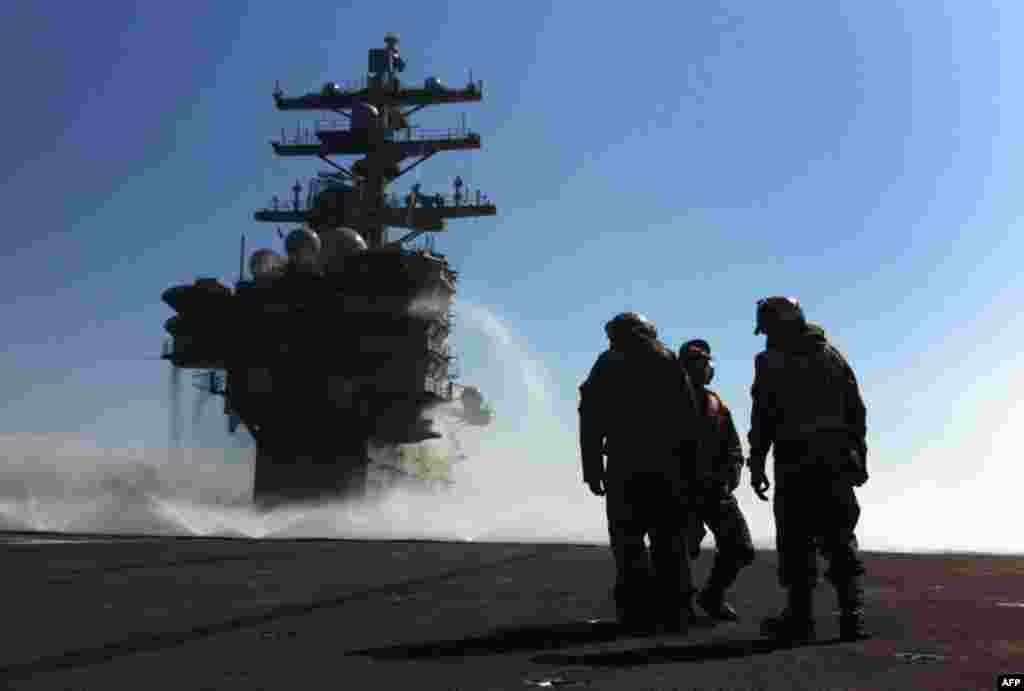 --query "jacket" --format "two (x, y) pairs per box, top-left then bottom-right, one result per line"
(693, 388), (744, 492)
(579, 332), (699, 485)
(748, 323), (867, 466)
